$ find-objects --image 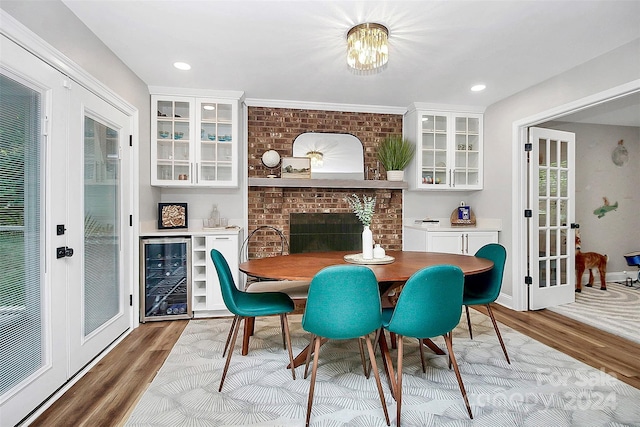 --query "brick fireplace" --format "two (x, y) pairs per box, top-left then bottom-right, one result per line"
(247, 107), (404, 259)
